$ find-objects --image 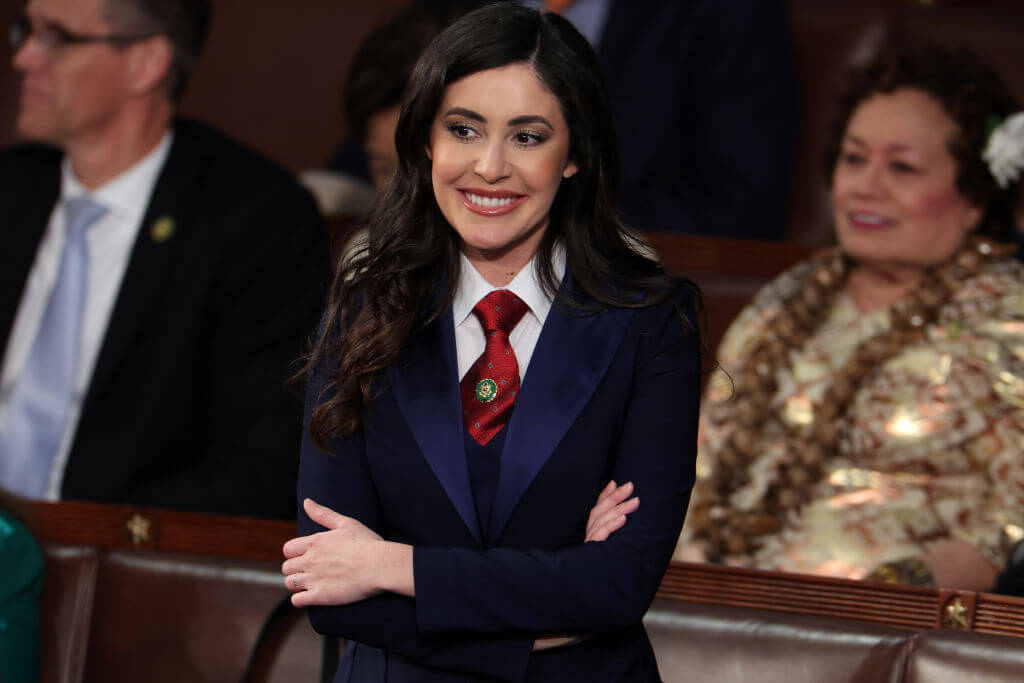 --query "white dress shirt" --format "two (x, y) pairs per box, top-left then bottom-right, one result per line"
(453, 246), (566, 382)
(0, 132), (173, 499)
